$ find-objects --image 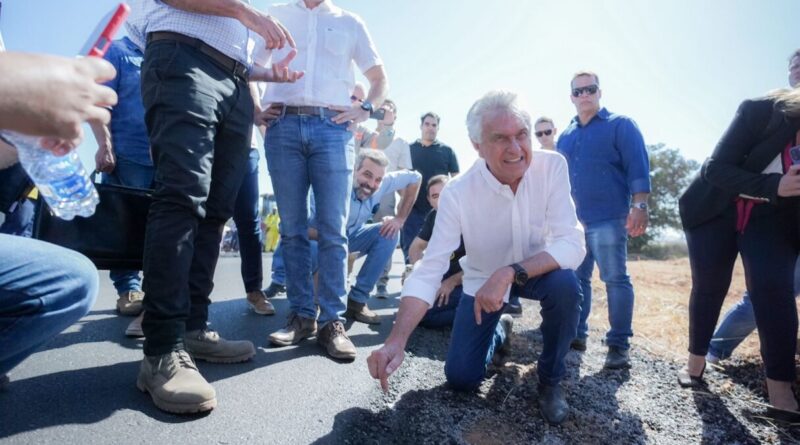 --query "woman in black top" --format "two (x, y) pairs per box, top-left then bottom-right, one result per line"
(678, 89), (800, 418)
